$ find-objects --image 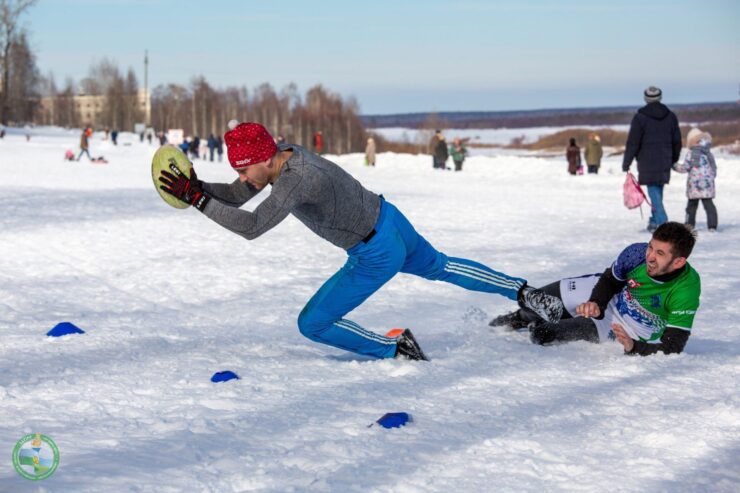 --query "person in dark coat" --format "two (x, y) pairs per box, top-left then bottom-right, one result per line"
(190, 136), (201, 160)
(566, 138), (581, 175)
(216, 136), (224, 162)
(428, 130), (441, 168)
(433, 135), (449, 170)
(623, 86), (682, 232)
(207, 134), (217, 162)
